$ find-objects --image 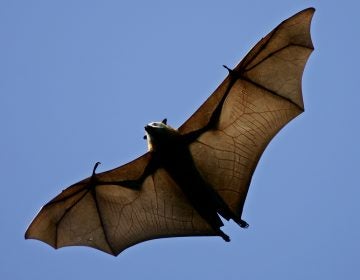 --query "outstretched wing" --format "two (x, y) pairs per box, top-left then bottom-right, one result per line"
(179, 8), (314, 217)
(26, 8), (314, 256)
(25, 153), (215, 256)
